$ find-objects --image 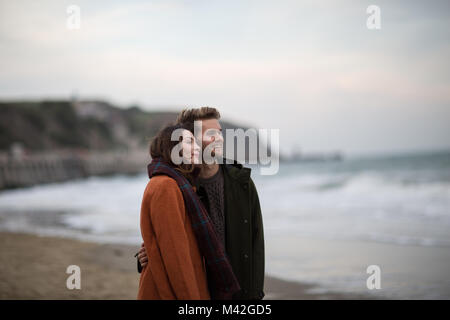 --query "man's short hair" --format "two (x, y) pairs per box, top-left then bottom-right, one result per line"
(176, 107), (221, 124)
